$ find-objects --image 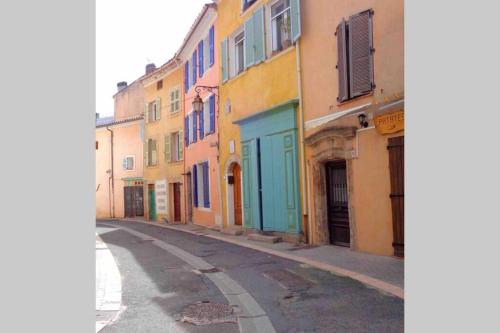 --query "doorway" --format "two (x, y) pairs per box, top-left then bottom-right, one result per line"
(325, 160), (350, 247)
(388, 136), (404, 257)
(124, 186), (144, 217)
(173, 183), (181, 222)
(232, 164), (242, 226)
(148, 184), (156, 221)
